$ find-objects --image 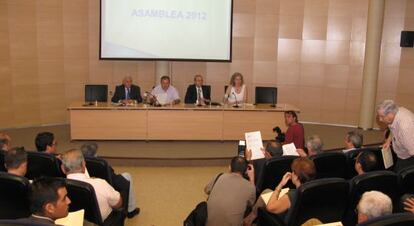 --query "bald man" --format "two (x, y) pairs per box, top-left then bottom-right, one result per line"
(111, 76), (142, 104)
